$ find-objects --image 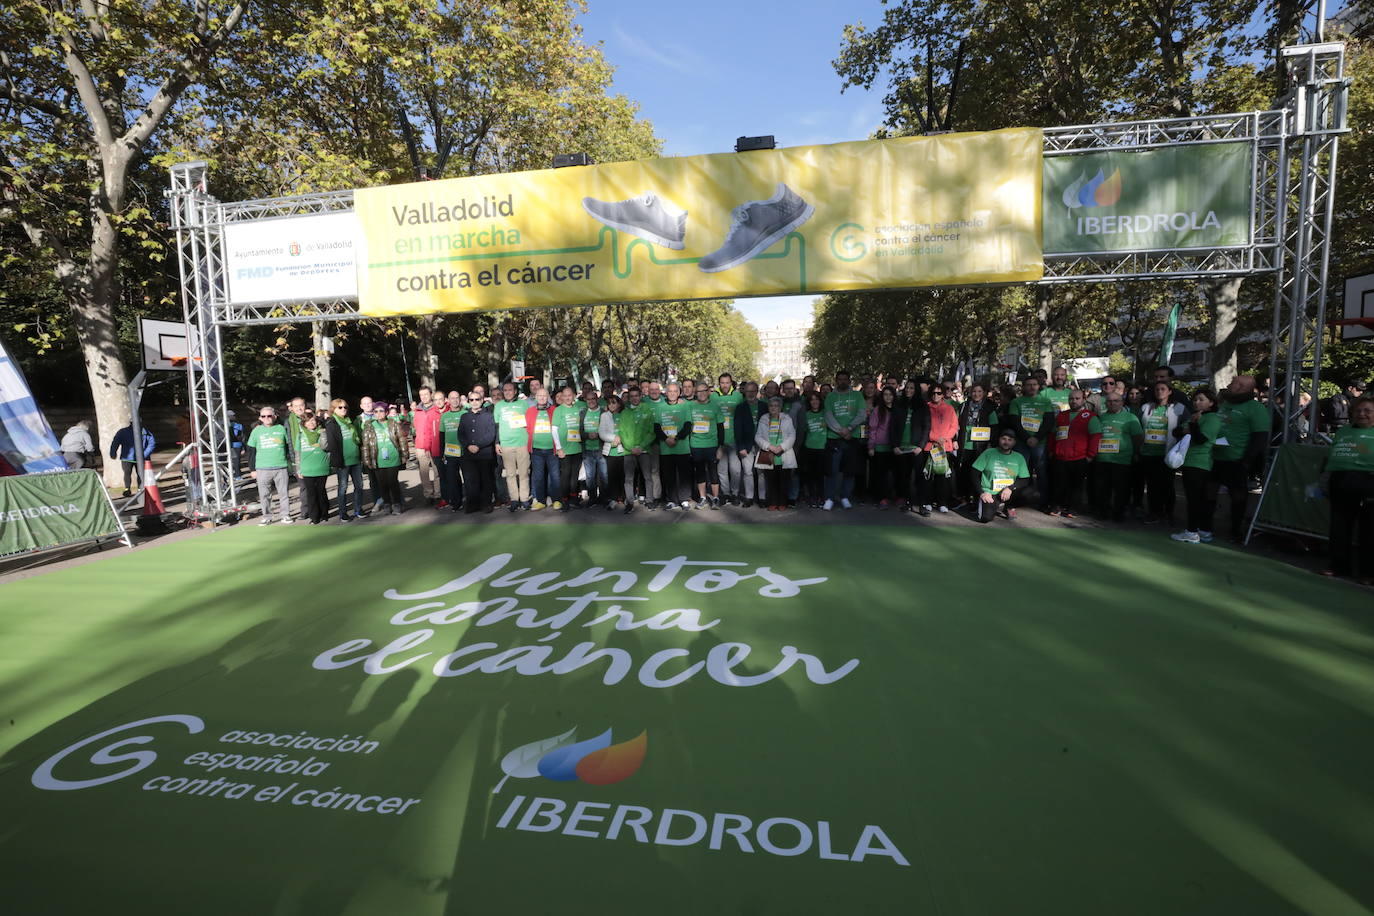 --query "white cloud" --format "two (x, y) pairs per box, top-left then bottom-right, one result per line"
(611, 23), (708, 76)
